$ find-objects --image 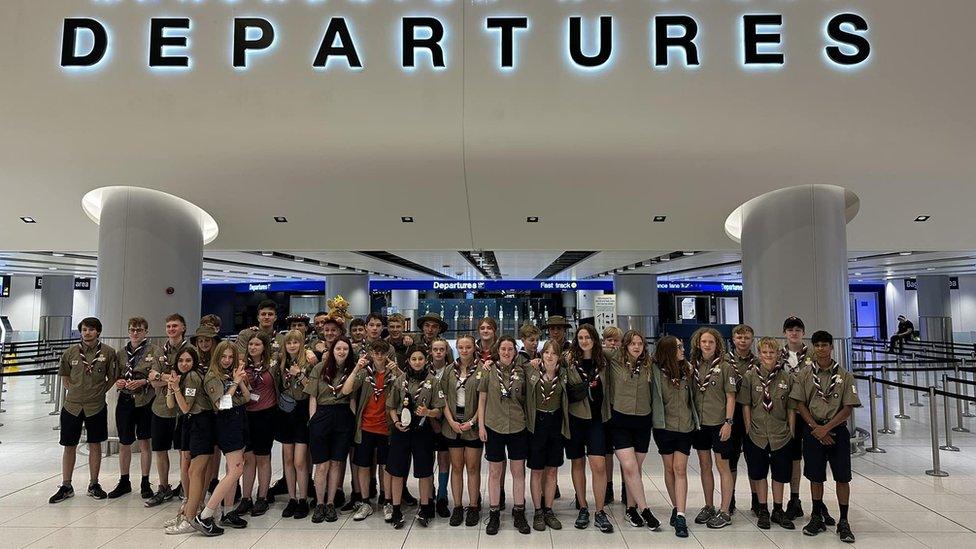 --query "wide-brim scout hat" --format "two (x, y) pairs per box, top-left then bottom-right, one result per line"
(544, 316), (571, 329)
(285, 314), (310, 327)
(190, 324), (220, 345)
(417, 313), (449, 333)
